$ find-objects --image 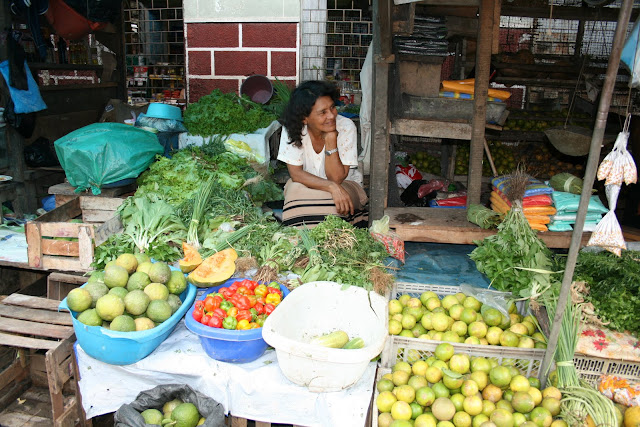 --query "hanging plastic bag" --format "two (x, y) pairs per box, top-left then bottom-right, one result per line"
(54, 123), (163, 195)
(587, 185), (626, 256)
(597, 119), (637, 185)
